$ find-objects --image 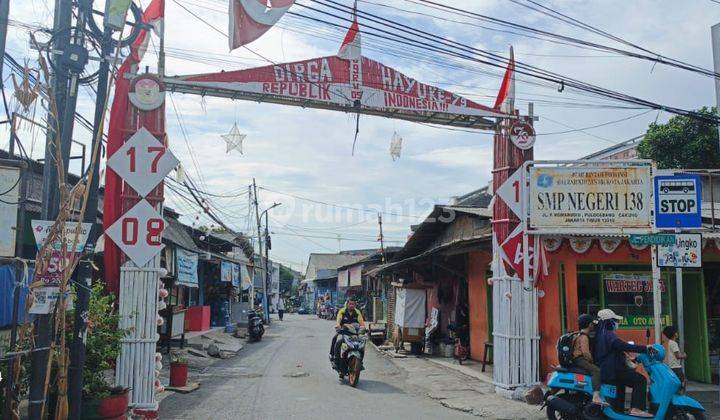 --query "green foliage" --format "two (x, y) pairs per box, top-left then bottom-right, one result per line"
(279, 265), (295, 295)
(170, 351), (188, 365)
(82, 282), (126, 400)
(636, 107), (720, 169)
